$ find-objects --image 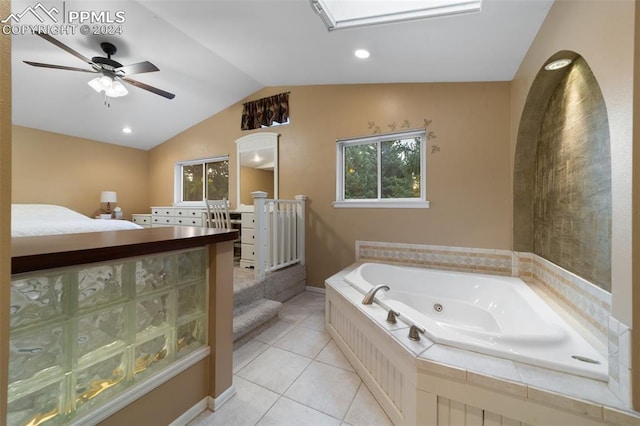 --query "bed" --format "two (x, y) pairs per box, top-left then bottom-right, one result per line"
(11, 204), (143, 237)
